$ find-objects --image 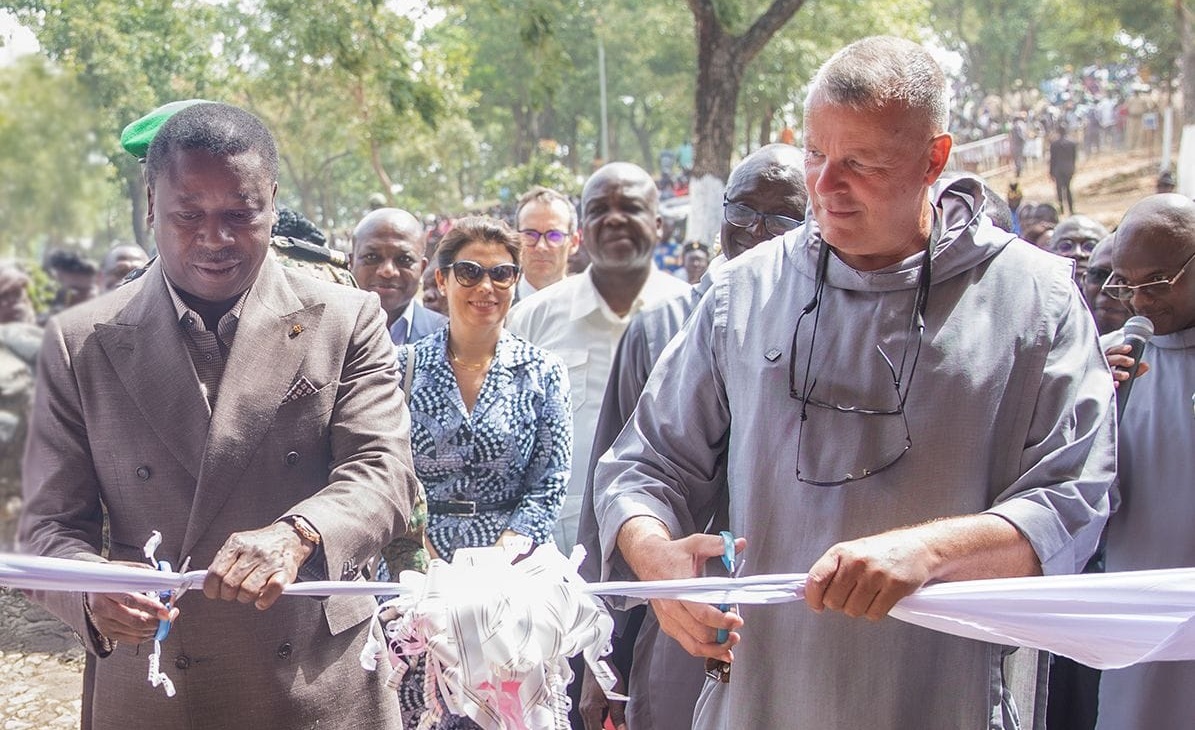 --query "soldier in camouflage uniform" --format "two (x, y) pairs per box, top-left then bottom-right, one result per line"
(267, 236), (357, 287)
(269, 206), (358, 288)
